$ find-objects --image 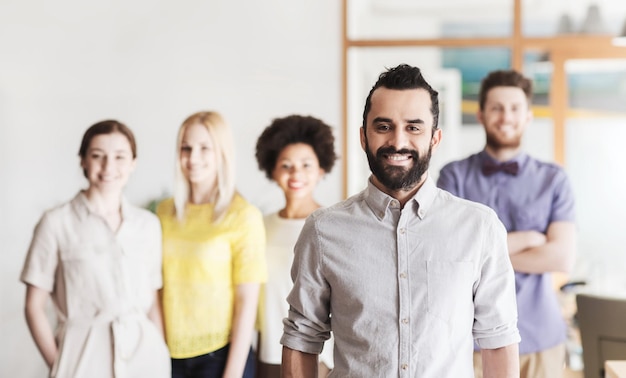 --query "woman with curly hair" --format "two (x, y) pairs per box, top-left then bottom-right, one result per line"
(255, 115), (337, 378)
